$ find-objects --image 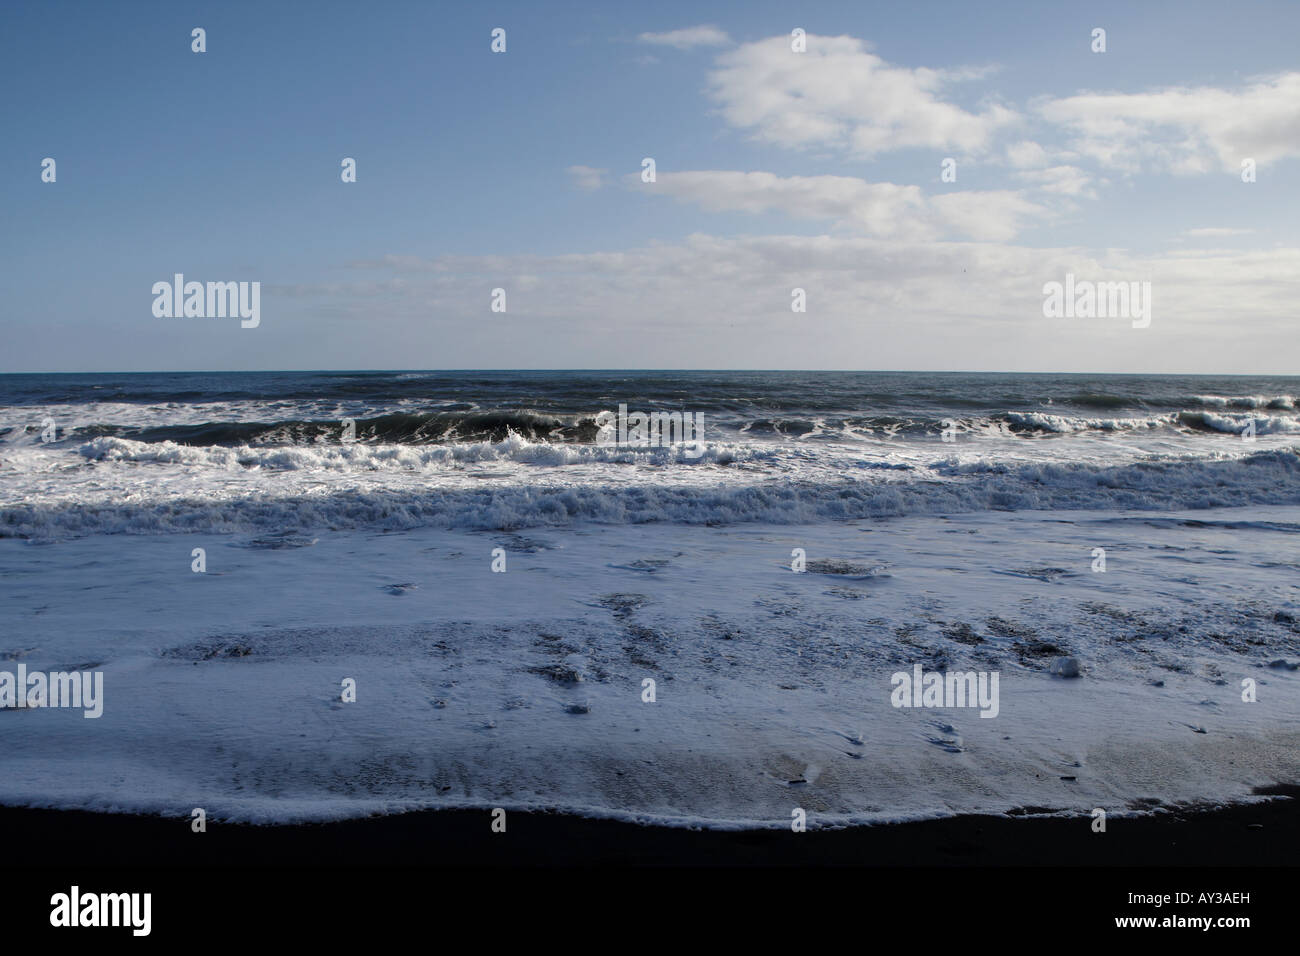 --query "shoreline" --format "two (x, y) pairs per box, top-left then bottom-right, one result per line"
(5, 786), (1295, 867)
